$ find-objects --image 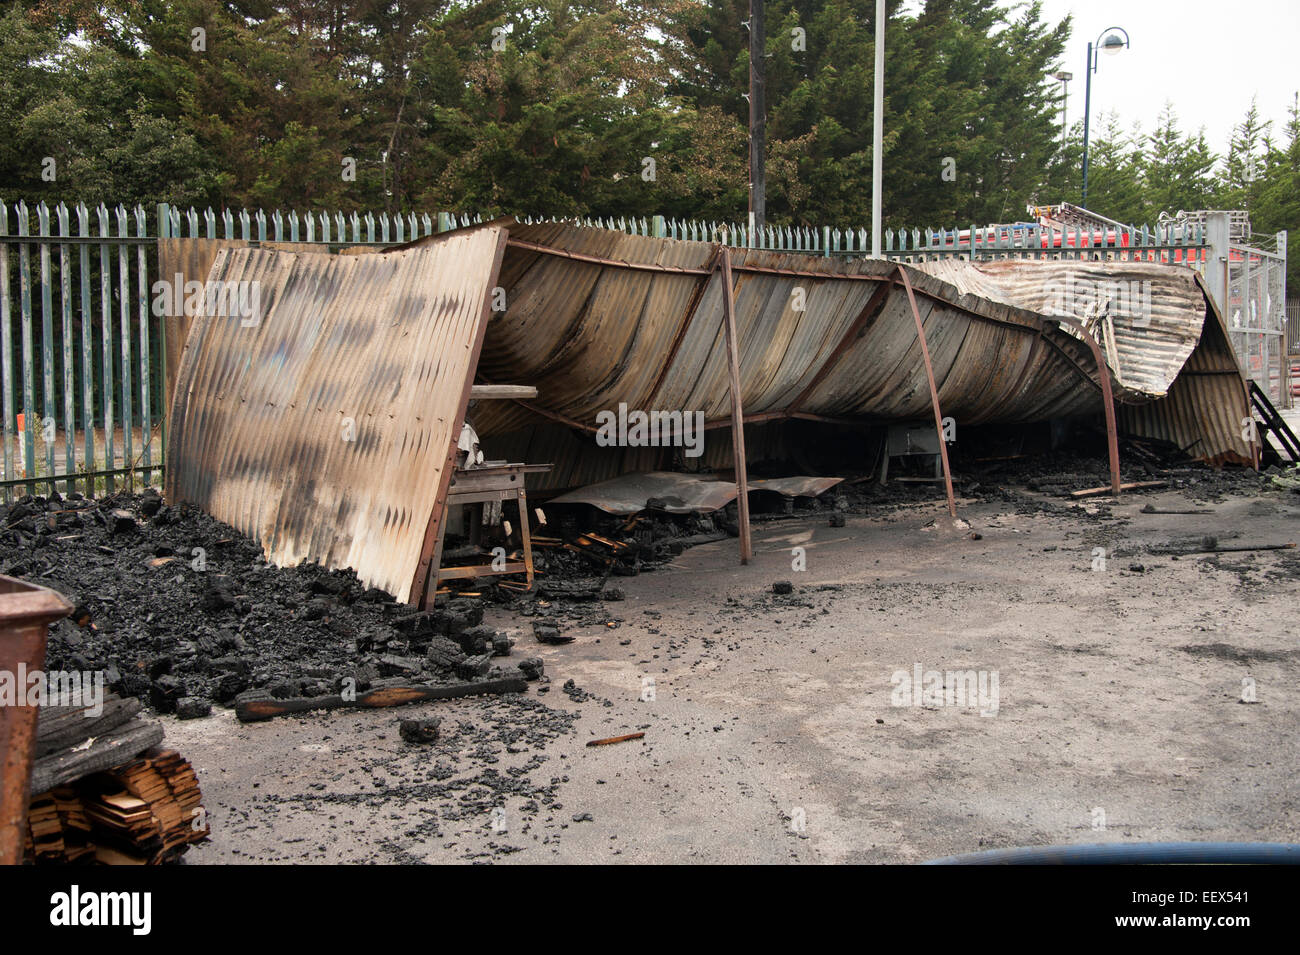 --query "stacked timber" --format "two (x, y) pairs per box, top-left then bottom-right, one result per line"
(22, 691), (208, 864)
